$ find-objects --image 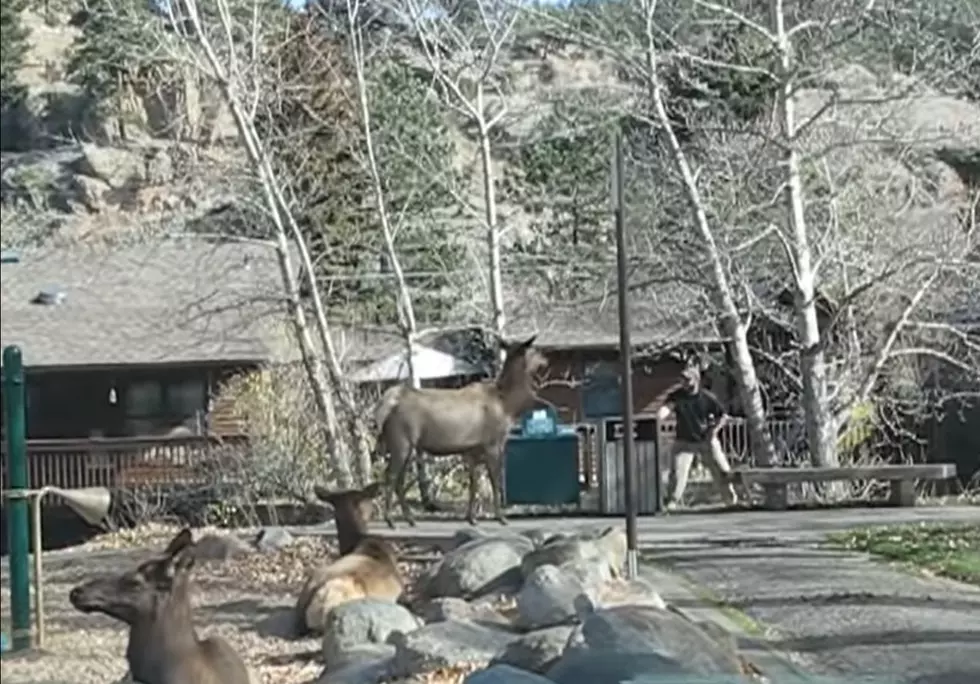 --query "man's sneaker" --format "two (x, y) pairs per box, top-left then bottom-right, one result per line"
(664, 499), (679, 512)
